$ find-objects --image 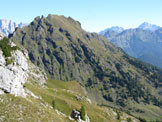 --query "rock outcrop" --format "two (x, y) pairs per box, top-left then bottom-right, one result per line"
(70, 109), (90, 122)
(0, 36), (46, 96)
(0, 49), (28, 96)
